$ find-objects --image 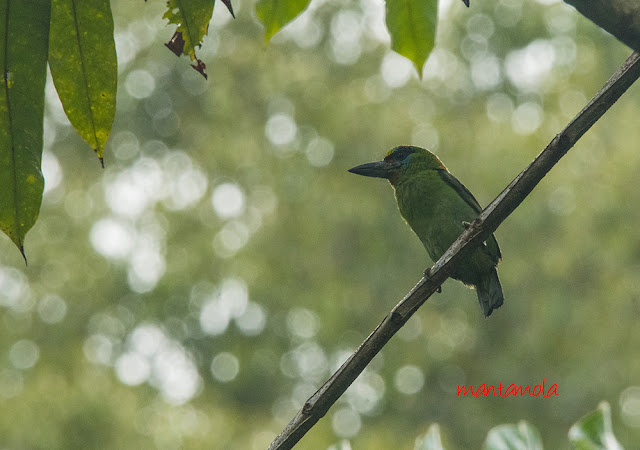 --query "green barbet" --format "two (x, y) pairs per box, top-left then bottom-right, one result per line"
(349, 146), (503, 317)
